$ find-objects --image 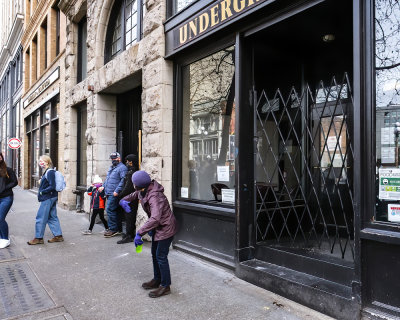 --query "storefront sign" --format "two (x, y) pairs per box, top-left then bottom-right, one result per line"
(379, 168), (400, 200)
(174, 0), (274, 48)
(24, 67), (59, 109)
(217, 166), (230, 181)
(221, 188), (235, 203)
(7, 138), (22, 149)
(387, 204), (400, 222)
